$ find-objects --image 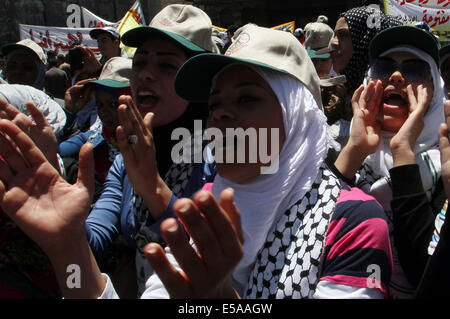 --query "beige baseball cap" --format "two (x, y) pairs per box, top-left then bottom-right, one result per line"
(122, 4), (219, 53)
(304, 22), (334, 51)
(175, 23), (322, 109)
(319, 75), (347, 87)
(1, 39), (47, 65)
(84, 57), (131, 88)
